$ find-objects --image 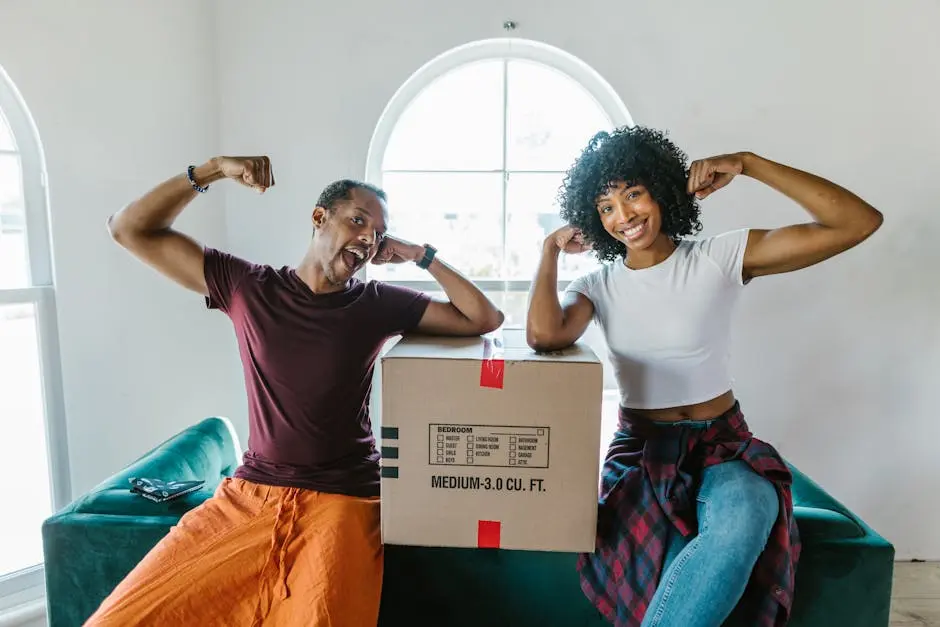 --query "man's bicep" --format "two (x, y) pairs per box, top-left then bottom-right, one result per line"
(119, 229), (209, 296)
